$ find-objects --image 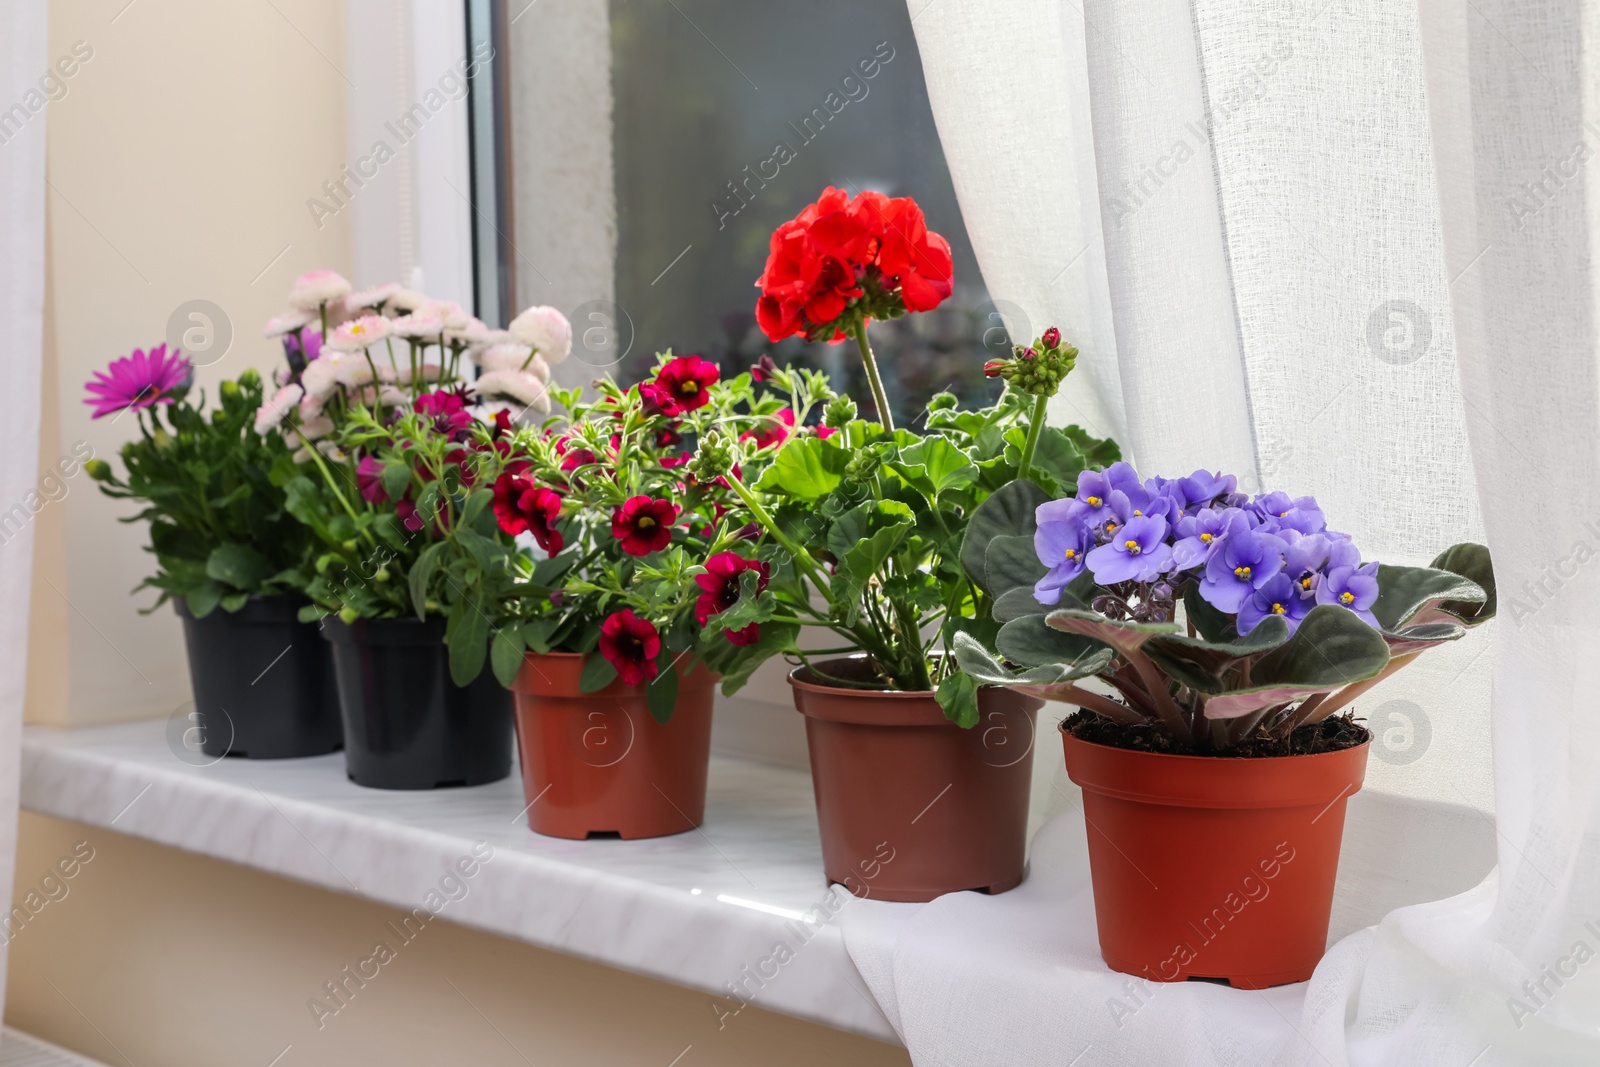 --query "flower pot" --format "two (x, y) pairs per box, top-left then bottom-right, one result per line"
(1062, 727), (1370, 988)
(322, 616), (513, 790)
(510, 653), (716, 839)
(789, 659), (1041, 903)
(174, 596), (342, 759)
